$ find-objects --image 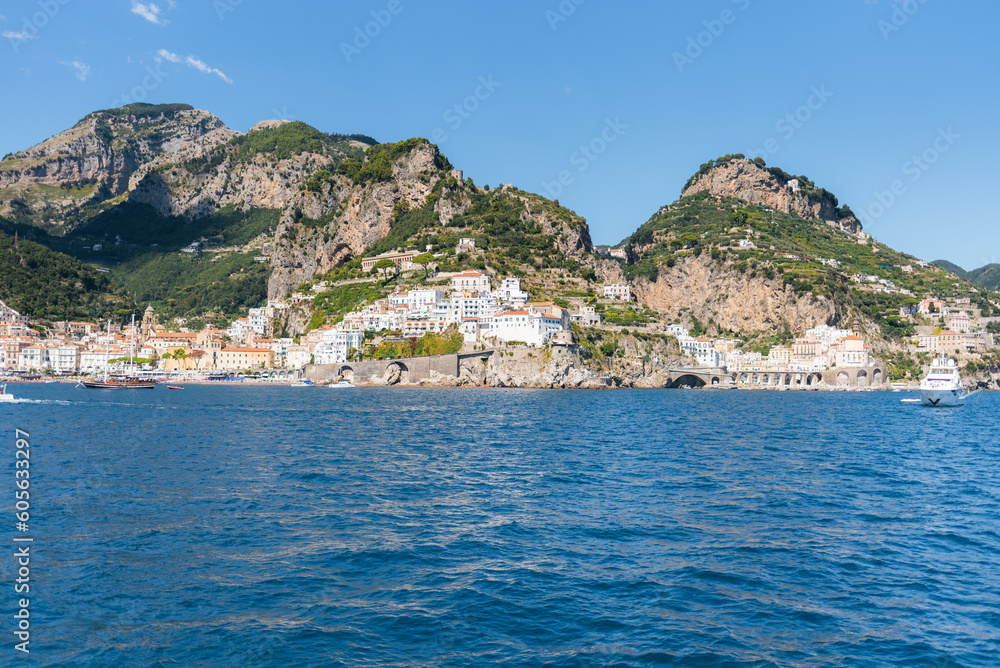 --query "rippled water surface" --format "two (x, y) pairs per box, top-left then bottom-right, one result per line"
(2, 384), (999, 667)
